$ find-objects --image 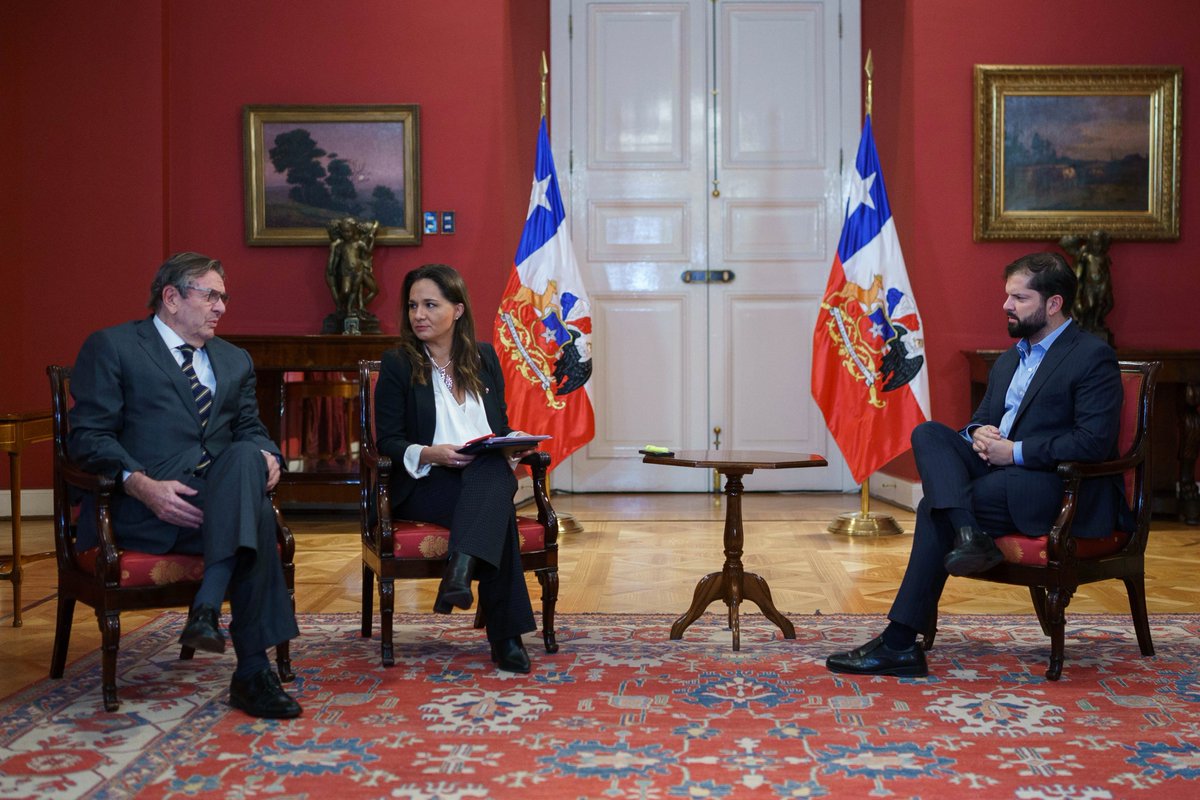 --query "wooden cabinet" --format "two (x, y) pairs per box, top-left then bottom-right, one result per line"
(965, 349), (1200, 525)
(224, 335), (402, 507)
